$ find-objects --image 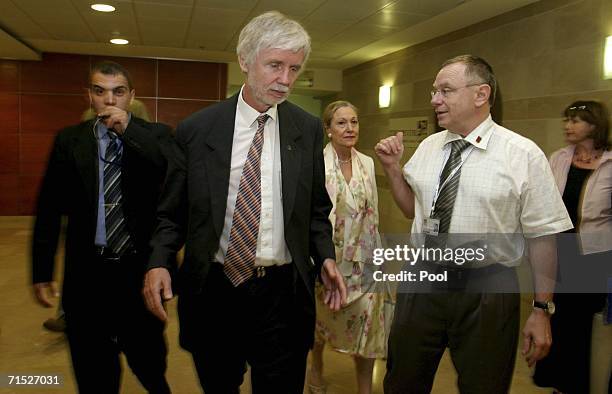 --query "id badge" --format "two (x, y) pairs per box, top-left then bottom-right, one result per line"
(423, 218), (440, 236)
